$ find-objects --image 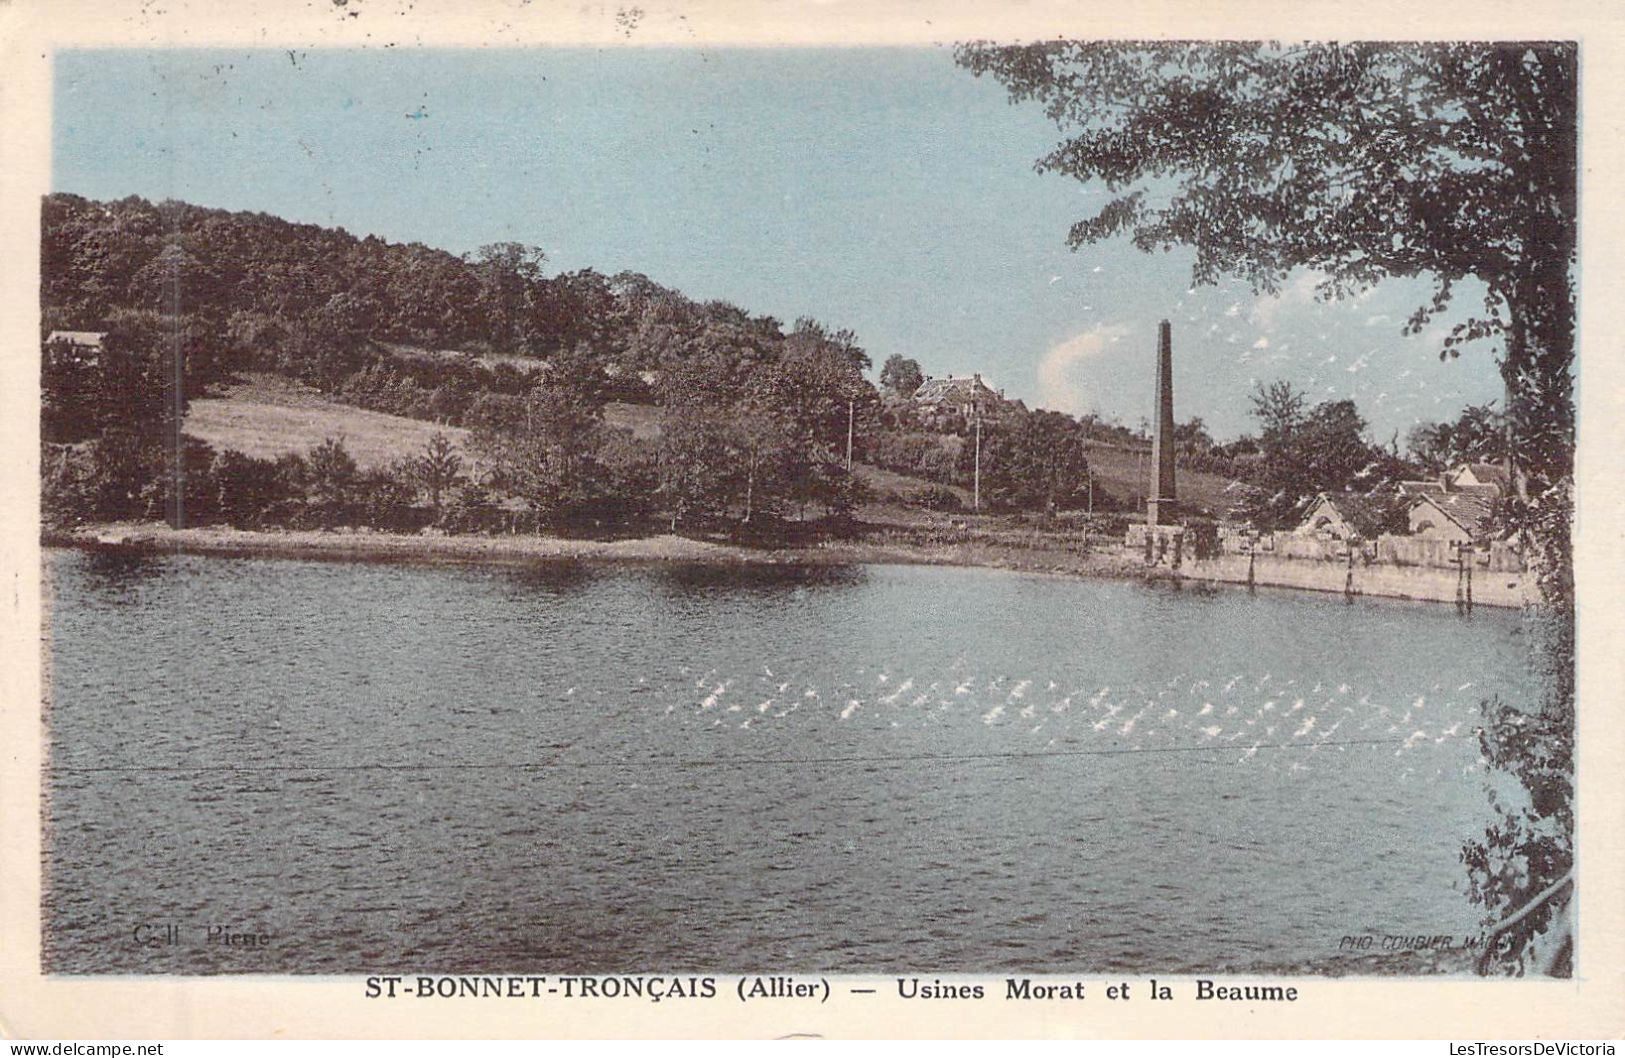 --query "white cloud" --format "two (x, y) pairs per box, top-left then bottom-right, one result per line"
(1249, 269), (1329, 331)
(1037, 324), (1130, 415)
(1252, 337), (1270, 349)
